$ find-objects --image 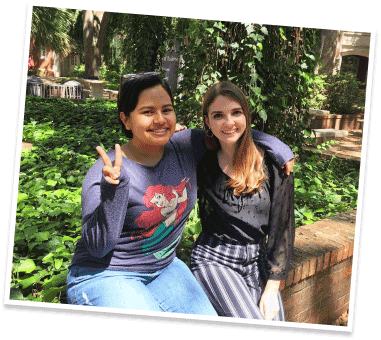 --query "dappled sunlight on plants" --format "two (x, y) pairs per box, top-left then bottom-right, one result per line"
(12, 96), (124, 303)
